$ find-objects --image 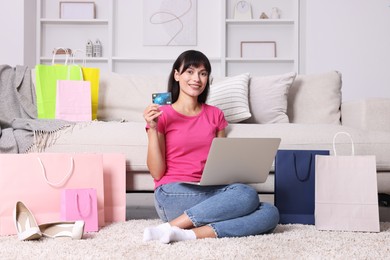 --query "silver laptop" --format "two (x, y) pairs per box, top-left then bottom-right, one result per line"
(185, 137), (281, 186)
